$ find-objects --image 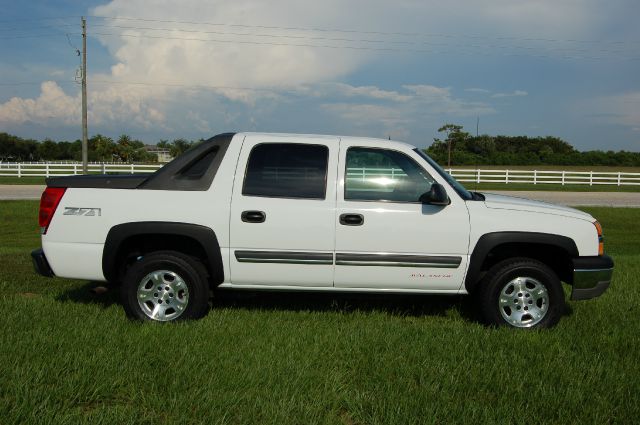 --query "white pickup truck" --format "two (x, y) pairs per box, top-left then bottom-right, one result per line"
(31, 132), (613, 328)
